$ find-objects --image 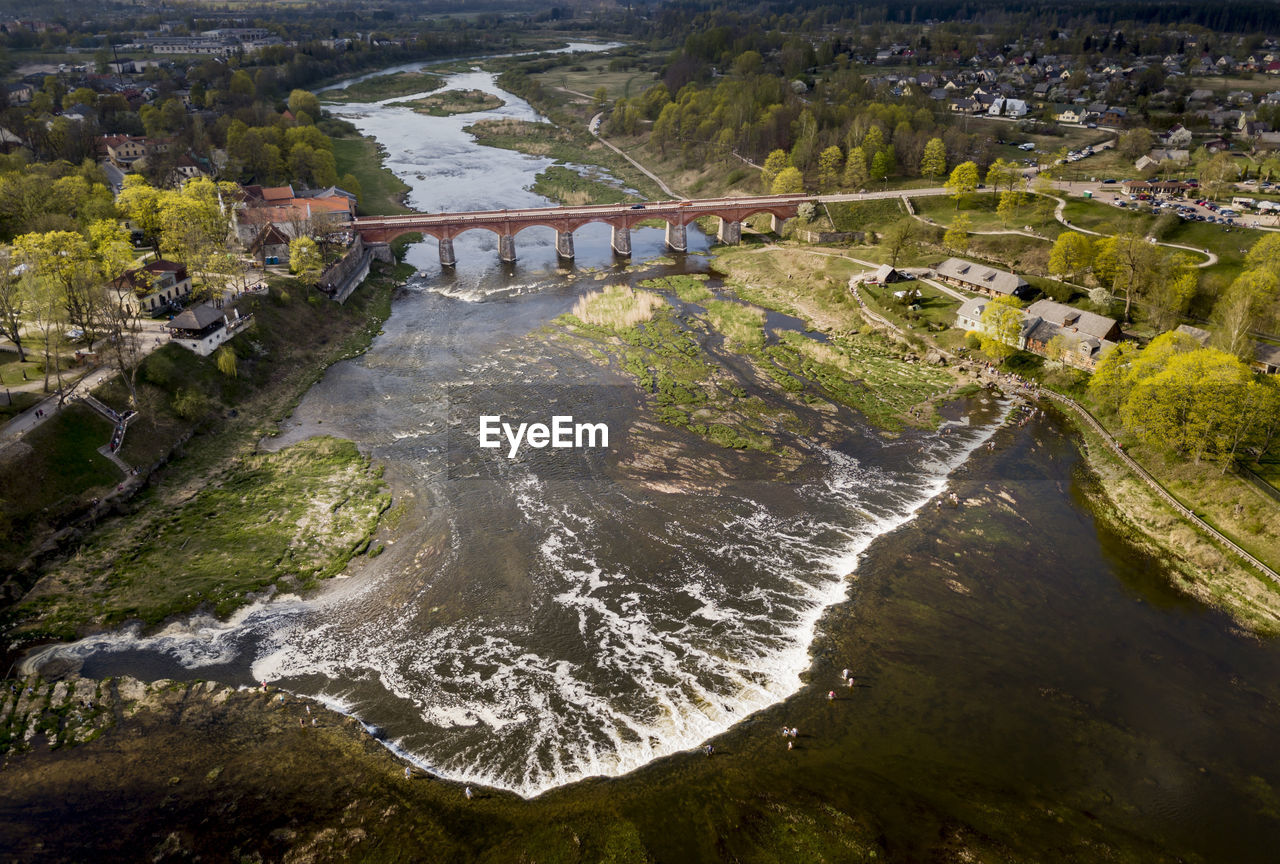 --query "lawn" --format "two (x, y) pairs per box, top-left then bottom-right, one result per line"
(331, 134), (412, 216)
(827, 198), (908, 232)
(0, 404), (118, 563)
(912, 193), (1061, 236)
(532, 63), (659, 102)
(12, 436), (389, 635)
